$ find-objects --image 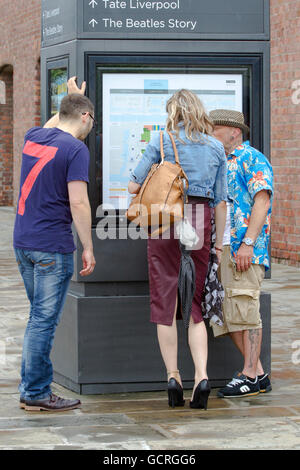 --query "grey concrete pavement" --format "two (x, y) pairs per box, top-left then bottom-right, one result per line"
(0, 206), (300, 450)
